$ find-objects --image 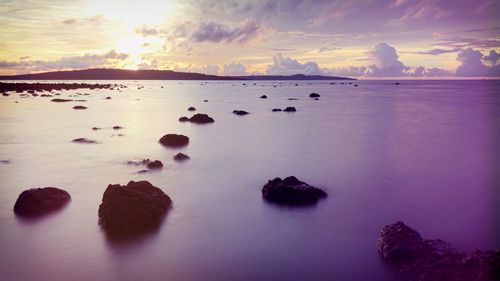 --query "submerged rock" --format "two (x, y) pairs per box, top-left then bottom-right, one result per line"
(309, 93), (320, 98)
(233, 110), (249, 116)
(147, 160), (163, 169)
(159, 134), (189, 147)
(98, 181), (172, 233)
(284, 107), (296, 112)
(72, 138), (98, 144)
(378, 221), (500, 281)
(14, 187), (71, 217)
(173, 153), (190, 161)
(262, 176), (327, 206)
